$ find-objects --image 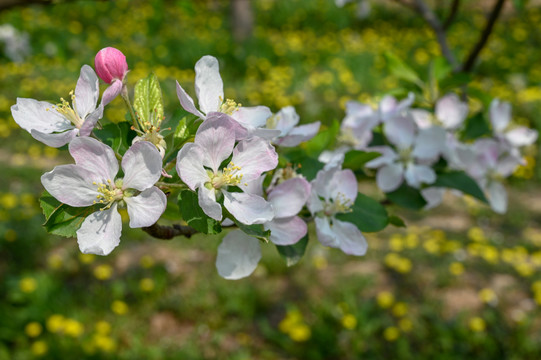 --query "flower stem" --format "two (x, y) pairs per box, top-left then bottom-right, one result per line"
(156, 181), (188, 190)
(121, 85), (139, 131)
